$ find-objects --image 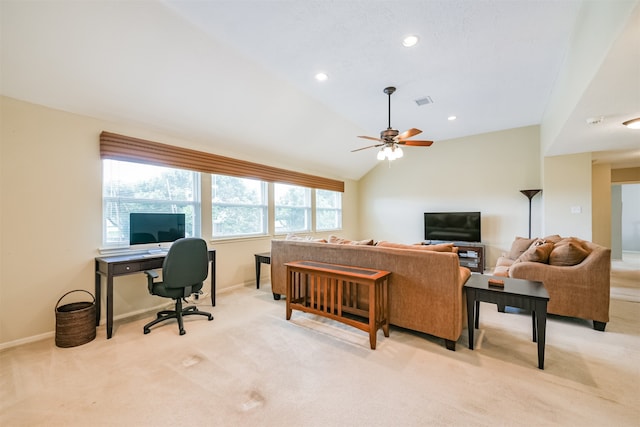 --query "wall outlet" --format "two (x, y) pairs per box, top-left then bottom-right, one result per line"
(571, 206), (582, 214)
